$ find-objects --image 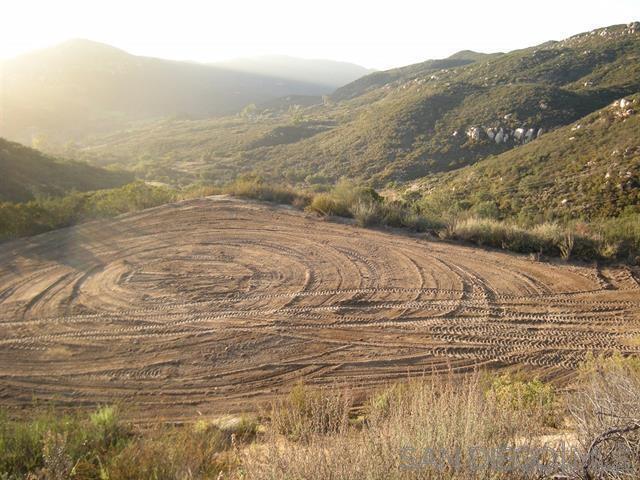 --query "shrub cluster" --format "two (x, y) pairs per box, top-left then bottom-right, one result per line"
(0, 182), (176, 241)
(2, 177), (638, 263)
(220, 179), (638, 262)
